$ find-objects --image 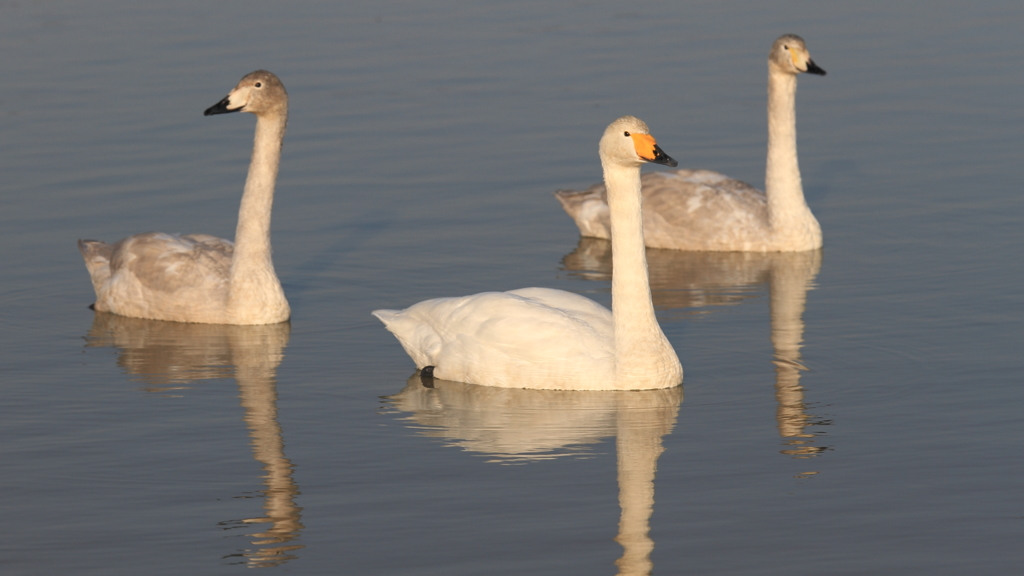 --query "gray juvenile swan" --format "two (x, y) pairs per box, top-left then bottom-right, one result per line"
(374, 116), (682, 391)
(78, 70), (290, 324)
(555, 34), (826, 252)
